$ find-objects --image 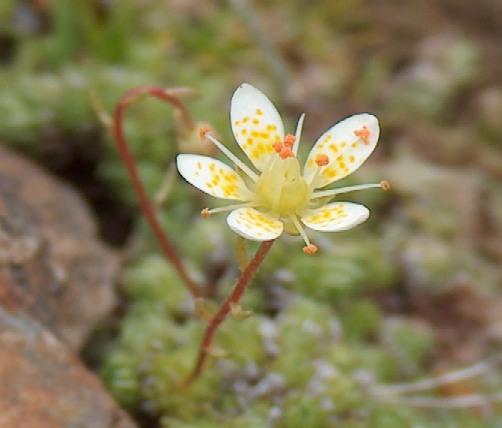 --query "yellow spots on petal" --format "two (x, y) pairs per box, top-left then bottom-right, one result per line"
(231, 209), (282, 238)
(341, 142), (347, 149)
(351, 141), (358, 148)
(245, 211), (278, 232)
(233, 106), (284, 169)
(307, 205), (348, 226)
(326, 170), (338, 179)
(349, 155), (355, 164)
(329, 143), (339, 153)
